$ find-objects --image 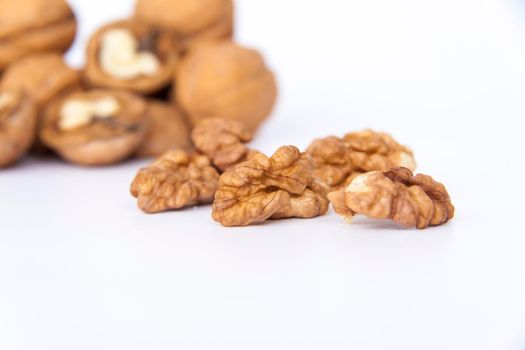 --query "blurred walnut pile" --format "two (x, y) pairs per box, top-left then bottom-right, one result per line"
(0, 0), (277, 167)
